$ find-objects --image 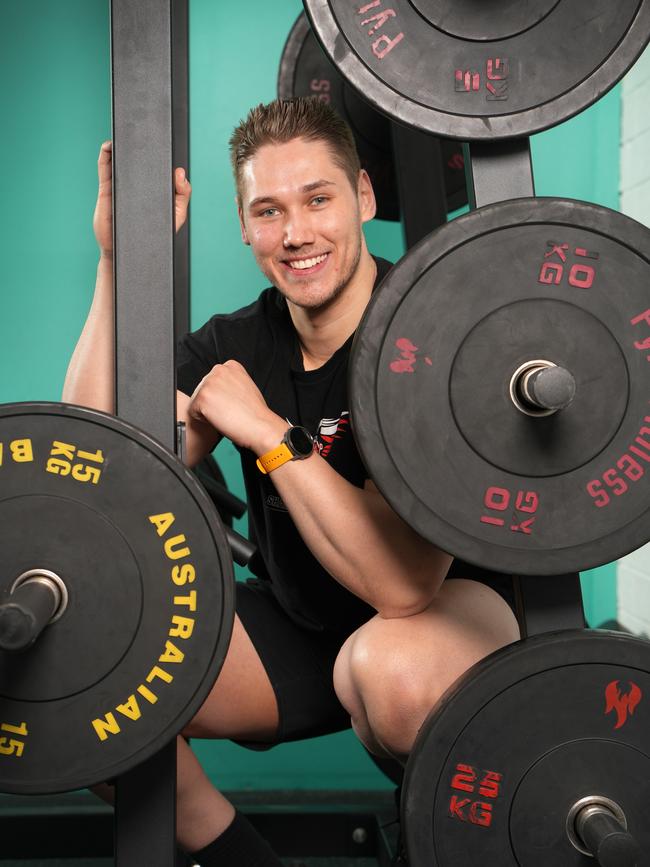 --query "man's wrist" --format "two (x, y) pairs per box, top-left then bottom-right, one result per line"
(255, 422), (316, 475)
(252, 416), (292, 457)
